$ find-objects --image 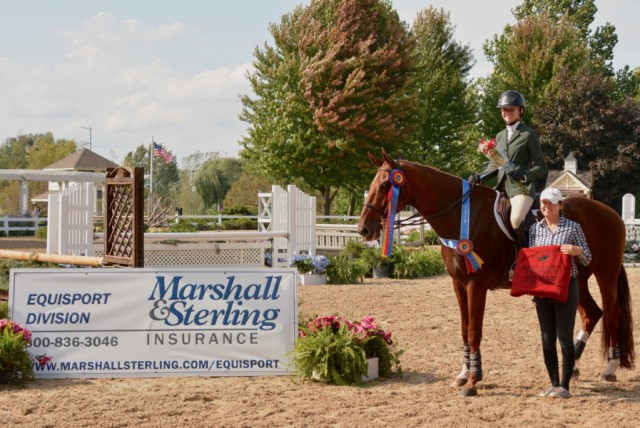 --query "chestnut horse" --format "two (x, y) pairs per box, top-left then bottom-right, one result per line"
(358, 150), (634, 396)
